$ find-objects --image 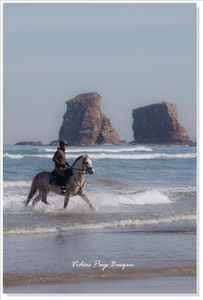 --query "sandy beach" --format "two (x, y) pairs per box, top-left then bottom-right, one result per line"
(4, 272), (196, 294)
